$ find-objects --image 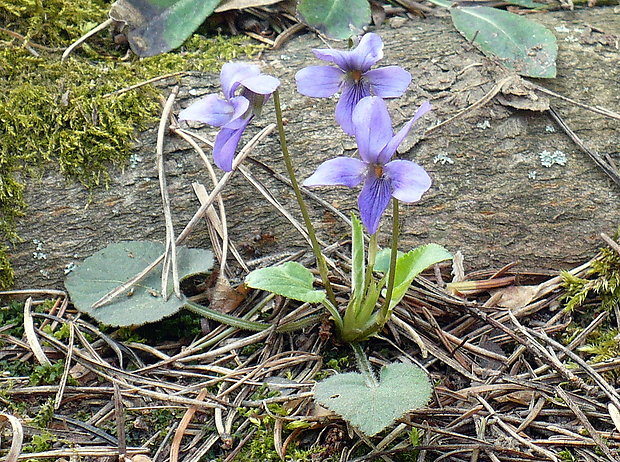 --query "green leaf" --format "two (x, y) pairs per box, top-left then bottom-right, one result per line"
(350, 214), (365, 300)
(314, 362), (432, 436)
(376, 244), (452, 309)
(450, 6), (557, 78)
(297, 0), (371, 40)
(109, 0), (221, 57)
(65, 241), (213, 327)
(245, 262), (326, 303)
